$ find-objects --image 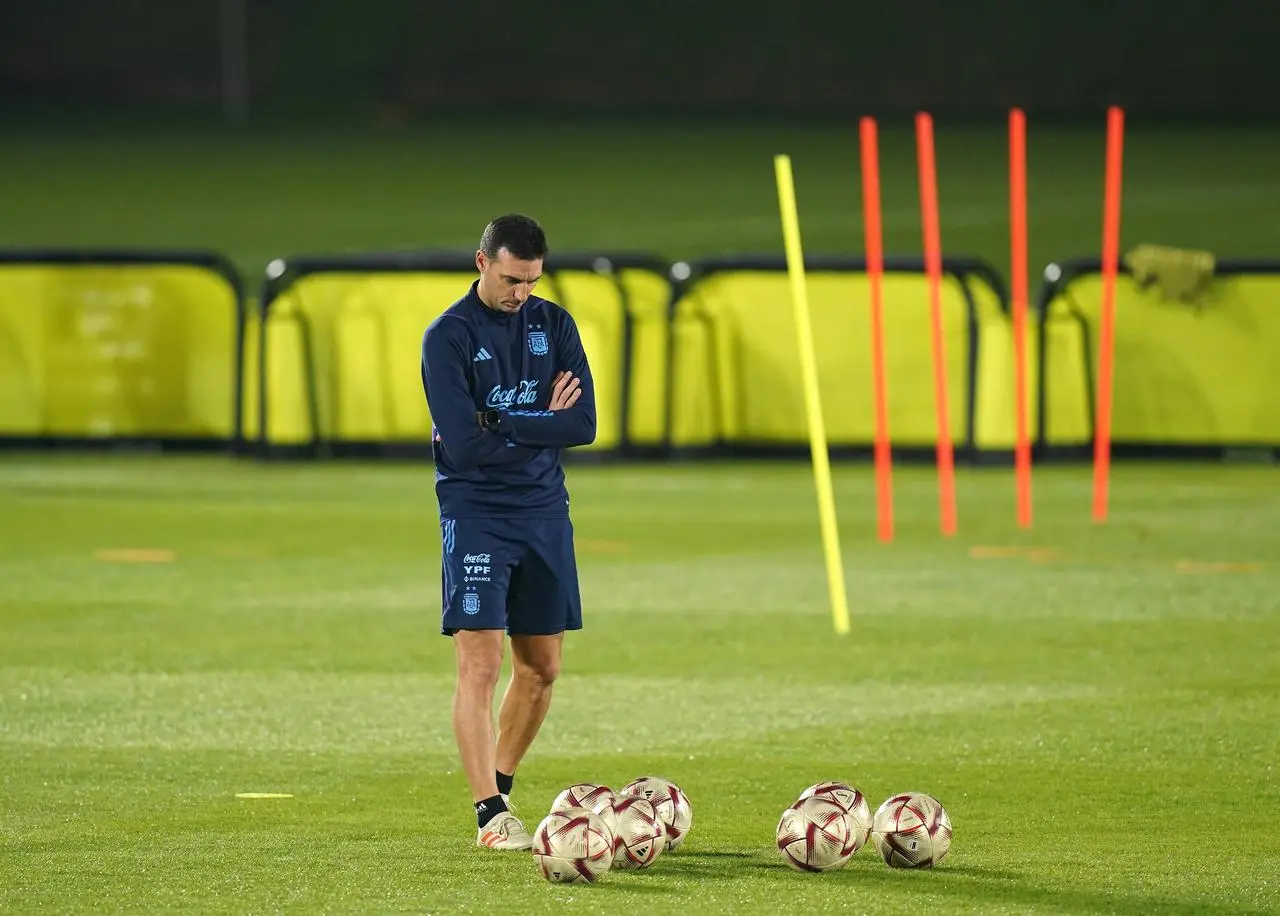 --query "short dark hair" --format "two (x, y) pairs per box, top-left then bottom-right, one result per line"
(479, 214), (548, 261)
